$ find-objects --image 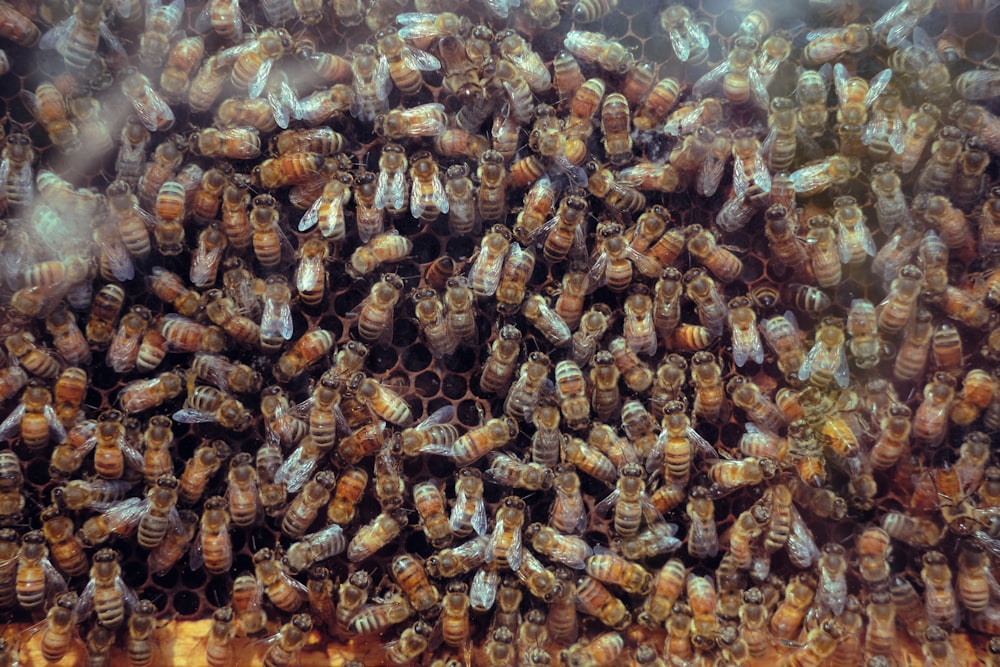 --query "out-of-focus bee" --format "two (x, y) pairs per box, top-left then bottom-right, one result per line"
(40, 0), (126, 73)
(0, 1), (40, 46)
(159, 35), (204, 105)
(916, 125), (964, 195)
(803, 23), (870, 64)
(563, 30), (635, 75)
(790, 154), (857, 196)
(921, 550), (960, 630)
(196, 0), (241, 41)
(24, 83), (80, 154)
(190, 128), (261, 162)
(657, 5), (709, 64)
(0, 132), (37, 212)
(954, 67), (1000, 97)
(5, 332), (63, 379)
(138, 0), (183, 69)
(872, 0), (933, 47)
(350, 43), (391, 123)
(347, 509), (407, 562)
(881, 511), (942, 549)
(876, 264), (923, 335)
(119, 69), (175, 132)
